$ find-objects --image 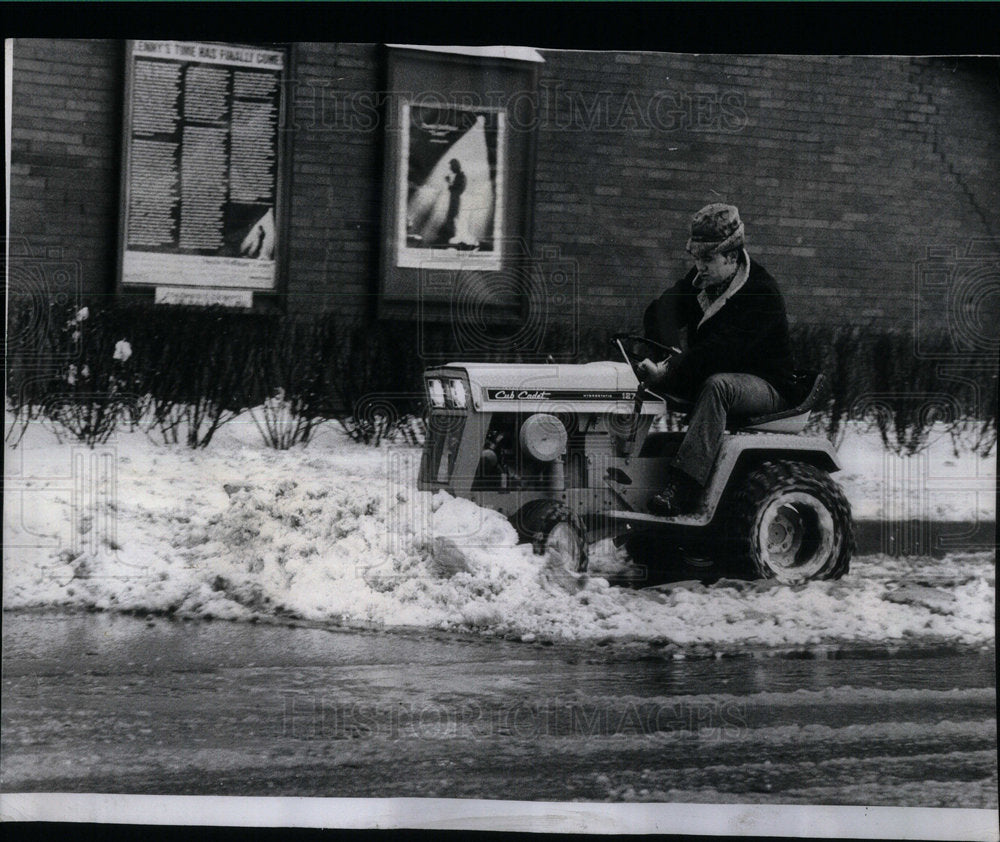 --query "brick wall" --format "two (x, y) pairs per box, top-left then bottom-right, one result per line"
(531, 52), (1000, 333)
(912, 58), (1000, 248)
(9, 42), (998, 336)
(284, 43), (382, 319)
(9, 39), (123, 302)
